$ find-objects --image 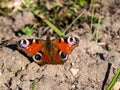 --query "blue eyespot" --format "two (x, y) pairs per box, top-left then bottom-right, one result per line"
(61, 52), (66, 58)
(33, 53), (42, 62)
(35, 54), (41, 60)
(19, 39), (29, 48)
(67, 36), (78, 45)
(59, 51), (68, 61)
